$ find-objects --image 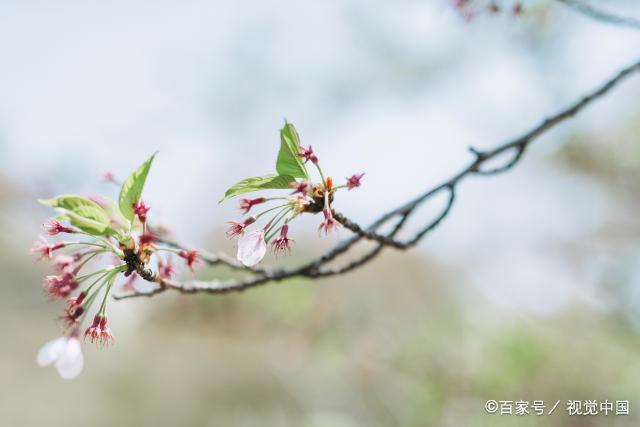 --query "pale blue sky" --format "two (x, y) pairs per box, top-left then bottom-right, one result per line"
(1, 0), (639, 313)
